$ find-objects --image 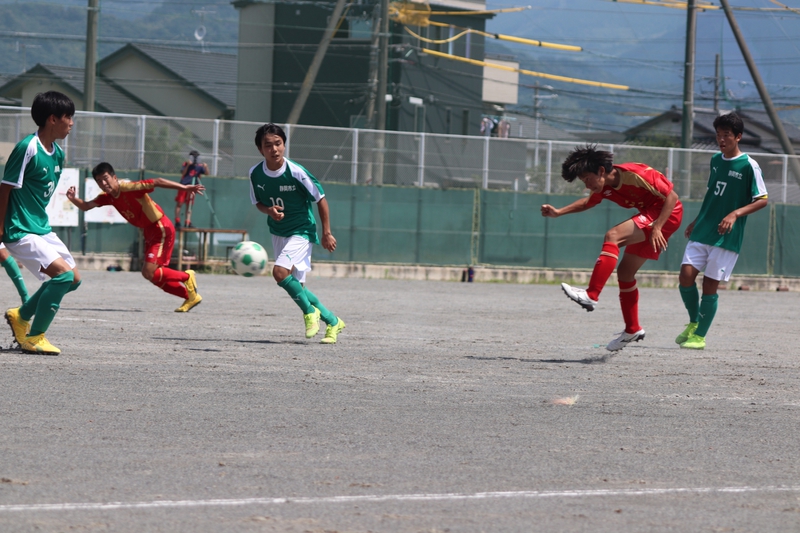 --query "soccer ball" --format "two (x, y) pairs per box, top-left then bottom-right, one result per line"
(230, 241), (268, 277)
